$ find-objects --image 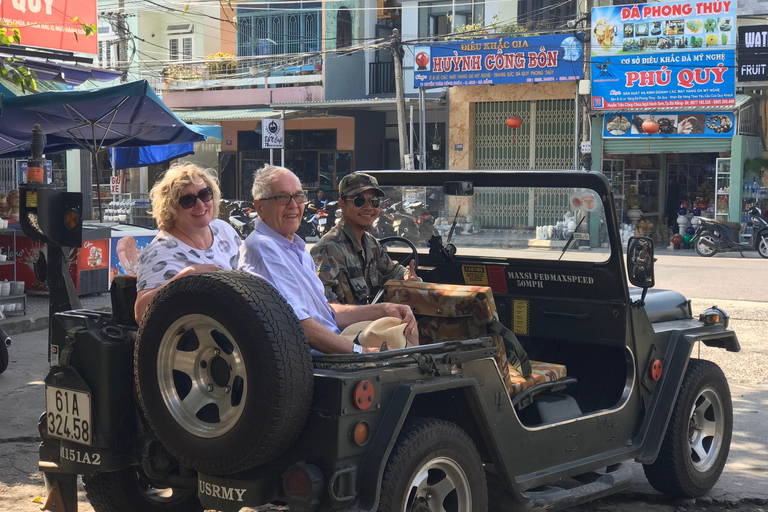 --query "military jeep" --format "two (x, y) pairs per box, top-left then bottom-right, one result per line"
(27, 170), (739, 512)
